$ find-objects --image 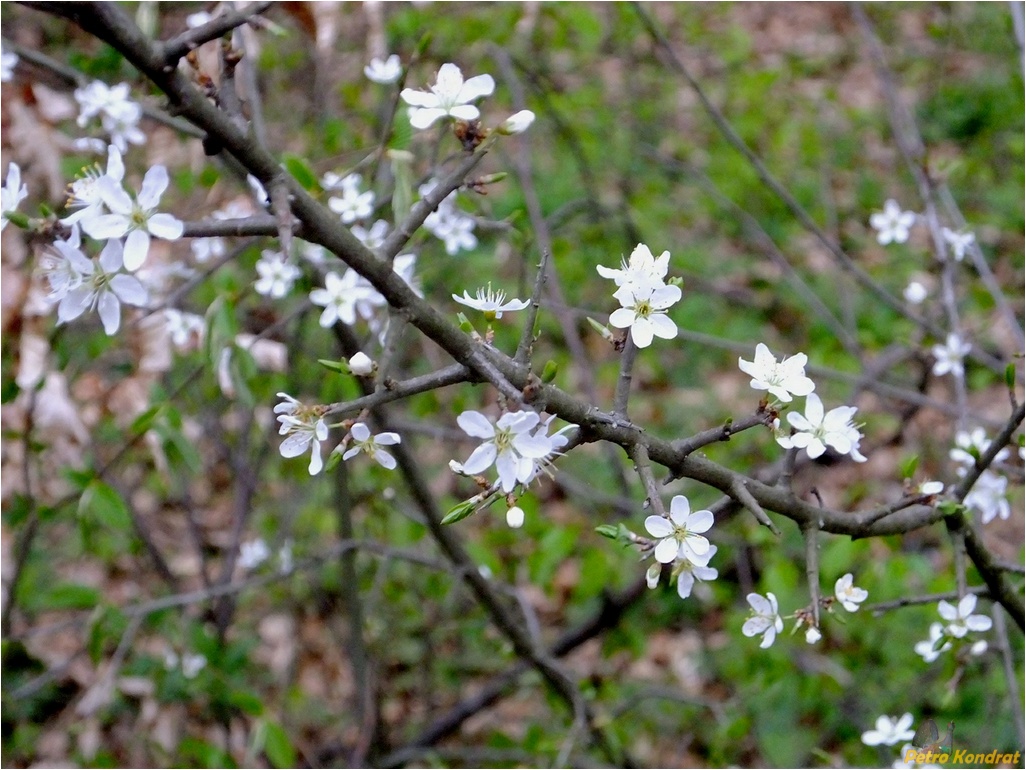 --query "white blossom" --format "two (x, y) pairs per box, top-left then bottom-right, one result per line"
(2, 162), (28, 230)
(327, 174), (375, 224)
(164, 651), (207, 679)
(964, 470), (1010, 524)
(914, 622), (952, 663)
(164, 308), (205, 349)
(805, 626), (822, 644)
(452, 284), (530, 319)
(941, 227), (975, 262)
(420, 181), (478, 255)
(341, 422), (401, 469)
(56, 239), (148, 335)
(737, 343), (816, 403)
(191, 236), (226, 263)
(254, 251), (301, 298)
(949, 427), (1010, 468)
(73, 81), (144, 152)
(310, 269), (368, 326)
(505, 506), (525, 528)
(776, 393), (867, 462)
(275, 392), (329, 475)
(186, 11), (213, 28)
(37, 227), (86, 303)
(400, 62), (495, 129)
(352, 219), (390, 250)
(862, 713), (916, 747)
(644, 495), (713, 565)
(931, 333), (971, 378)
(82, 166), (185, 271)
(609, 281), (681, 348)
(833, 573), (868, 612)
(938, 594), (992, 638)
(62, 145), (125, 225)
(597, 243), (670, 293)
(1, 43), (17, 82)
(238, 539), (270, 570)
(675, 544), (718, 599)
(742, 592), (783, 649)
(456, 410), (552, 493)
(918, 480), (944, 496)
(903, 281), (928, 304)
(870, 199), (916, 245)
(499, 109), (536, 135)
(365, 54), (402, 84)
(348, 352), (375, 375)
